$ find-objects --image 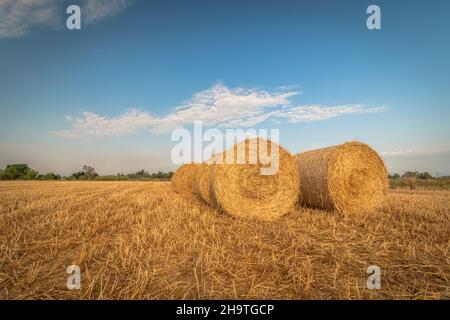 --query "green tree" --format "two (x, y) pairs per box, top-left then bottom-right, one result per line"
(70, 171), (84, 180)
(402, 171), (417, 190)
(117, 173), (129, 181)
(136, 170), (150, 177)
(82, 165), (98, 180)
(150, 171), (173, 180)
(38, 172), (61, 180)
(417, 172), (432, 179)
(402, 171), (418, 178)
(1, 164), (38, 180)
